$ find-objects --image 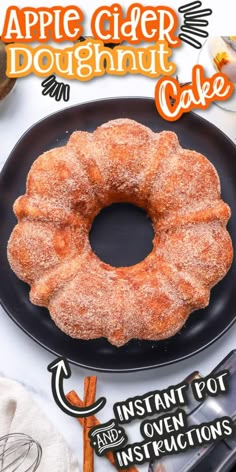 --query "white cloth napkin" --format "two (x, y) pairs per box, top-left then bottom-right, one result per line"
(0, 377), (80, 472)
